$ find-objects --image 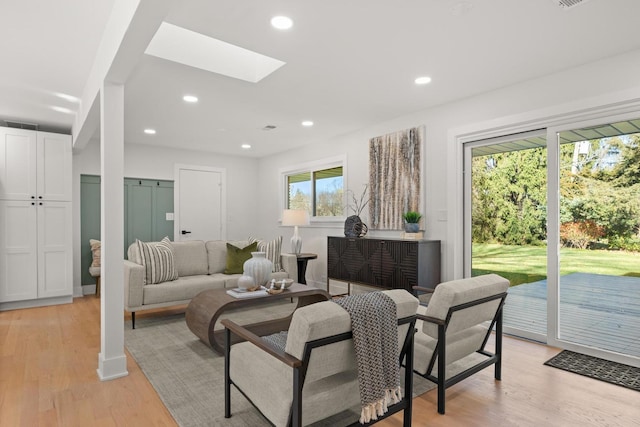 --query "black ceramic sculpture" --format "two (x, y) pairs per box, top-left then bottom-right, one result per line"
(344, 215), (368, 238)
